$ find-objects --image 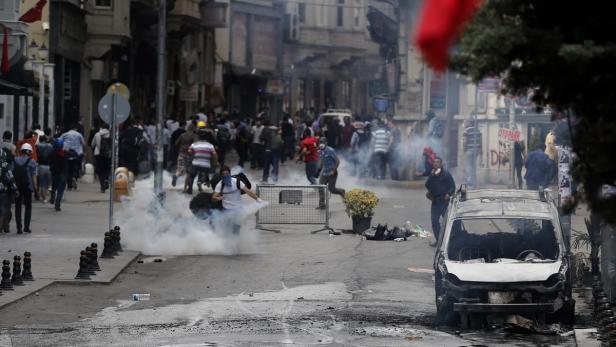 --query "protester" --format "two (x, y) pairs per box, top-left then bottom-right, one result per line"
(14, 143), (38, 234)
(260, 120), (282, 183)
(17, 131), (38, 162)
(169, 120), (186, 178)
(0, 149), (17, 233)
(349, 122), (368, 176)
(50, 139), (68, 211)
(186, 128), (218, 194)
(425, 157), (455, 245)
(462, 119), (482, 187)
(60, 124), (85, 190)
(1, 131), (16, 159)
(371, 120), (392, 180)
(513, 140), (526, 189)
(524, 144), (553, 190)
(36, 135), (54, 202)
(212, 166), (262, 234)
(234, 119), (250, 167)
(119, 119), (145, 177)
(281, 116), (295, 163)
(341, 116), (355, 151)
(250, 119), (264, 169)
(174, 123), (198, 193)
(317, 137), (345, 208)
(91, 124), (112, 193)
(298, 128), (320, 184)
